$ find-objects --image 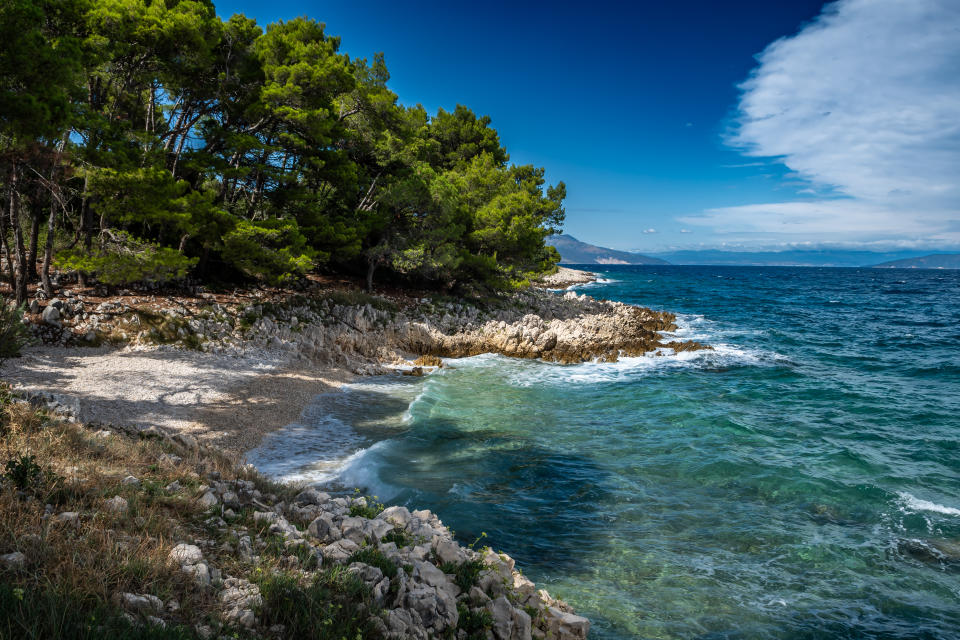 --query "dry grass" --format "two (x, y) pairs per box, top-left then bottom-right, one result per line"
(0, 394), (216, 629)
(0, 384), (379, 639)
